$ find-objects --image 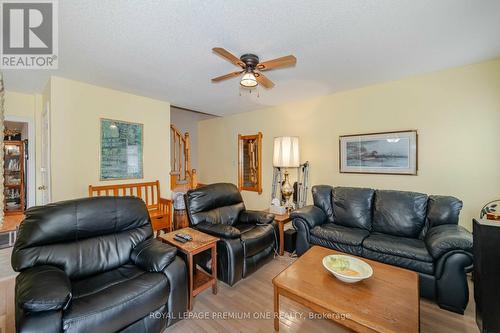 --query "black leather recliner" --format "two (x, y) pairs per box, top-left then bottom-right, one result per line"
(291, 186), (473, 314)
(11, 197), (188, 333)
(184, 183), (277, 286)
